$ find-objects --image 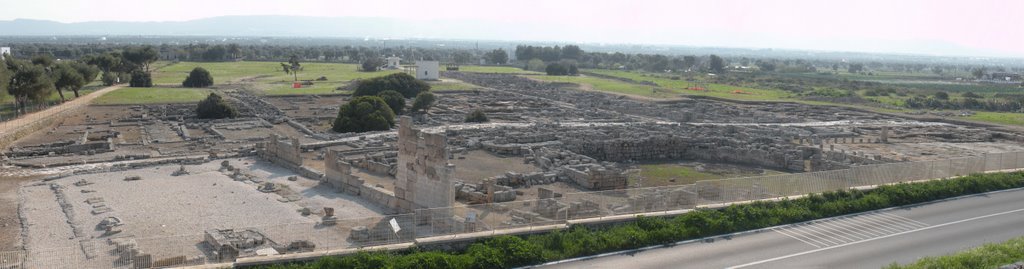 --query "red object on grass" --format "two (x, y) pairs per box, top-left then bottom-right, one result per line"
(293, 82), (302, 88)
